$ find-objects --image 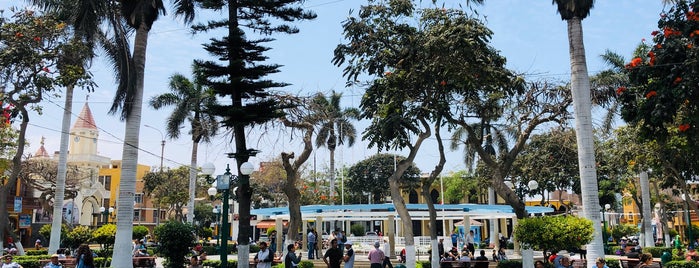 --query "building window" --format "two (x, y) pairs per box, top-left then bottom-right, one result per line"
(134, 210), (141, 222)
(100, 175), (112, 190)
(135, 193), (143, 204)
